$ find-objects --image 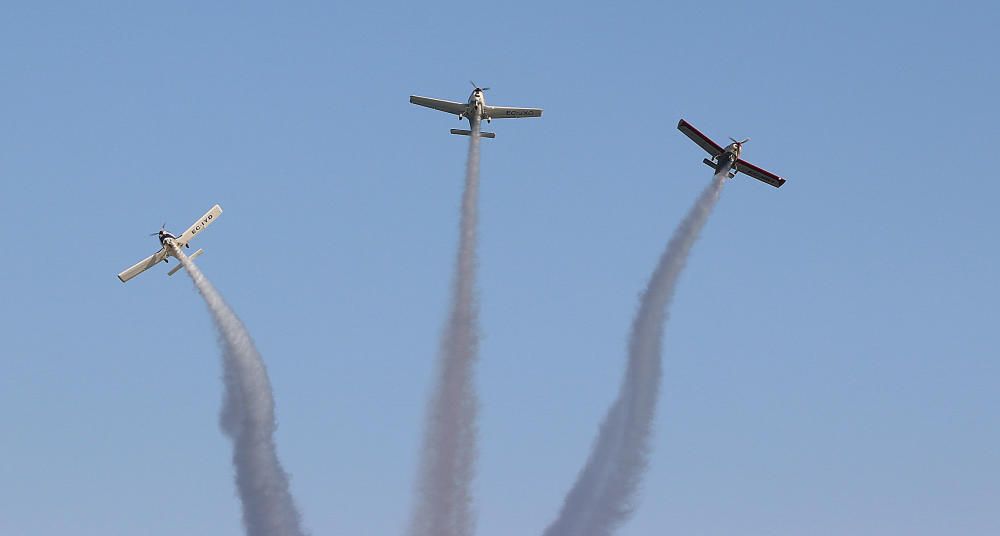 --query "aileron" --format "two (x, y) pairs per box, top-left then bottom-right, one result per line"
(409, 96), (466, 116)
(736, 159), (785, 188)
(118, 250), (168, 283)
(678, 119), (723, 156)
(485, 106), (543, 119)
(177, 204), (223, 247)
